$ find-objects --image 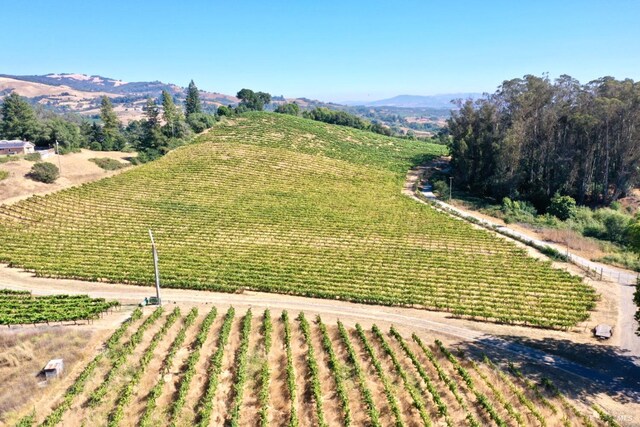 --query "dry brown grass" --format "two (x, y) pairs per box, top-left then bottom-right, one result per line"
(538, 228), (604, 257)
(0, 328), (92, 422)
